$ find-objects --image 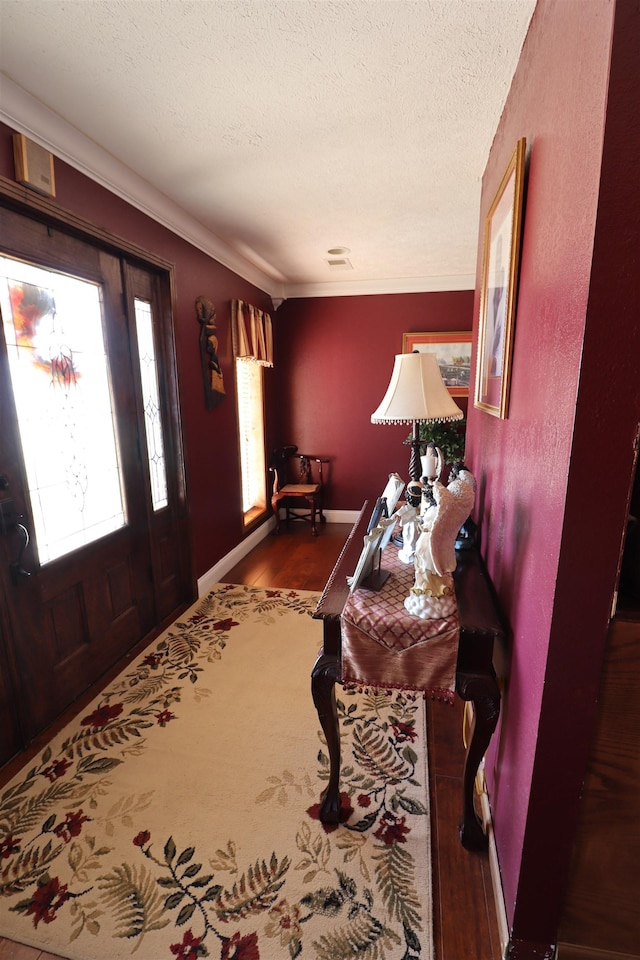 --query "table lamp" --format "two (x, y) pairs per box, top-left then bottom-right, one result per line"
(371, 351), (463, 482)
